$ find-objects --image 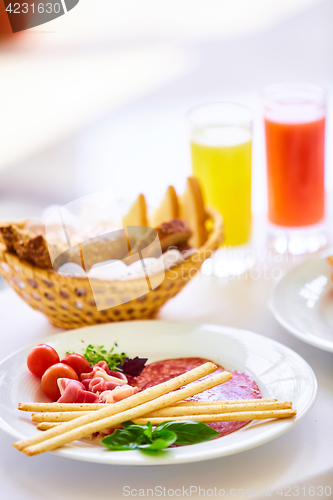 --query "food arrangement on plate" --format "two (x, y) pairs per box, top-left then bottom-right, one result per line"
(0, 177), (223, 329)
(14, 339), (296, 457)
